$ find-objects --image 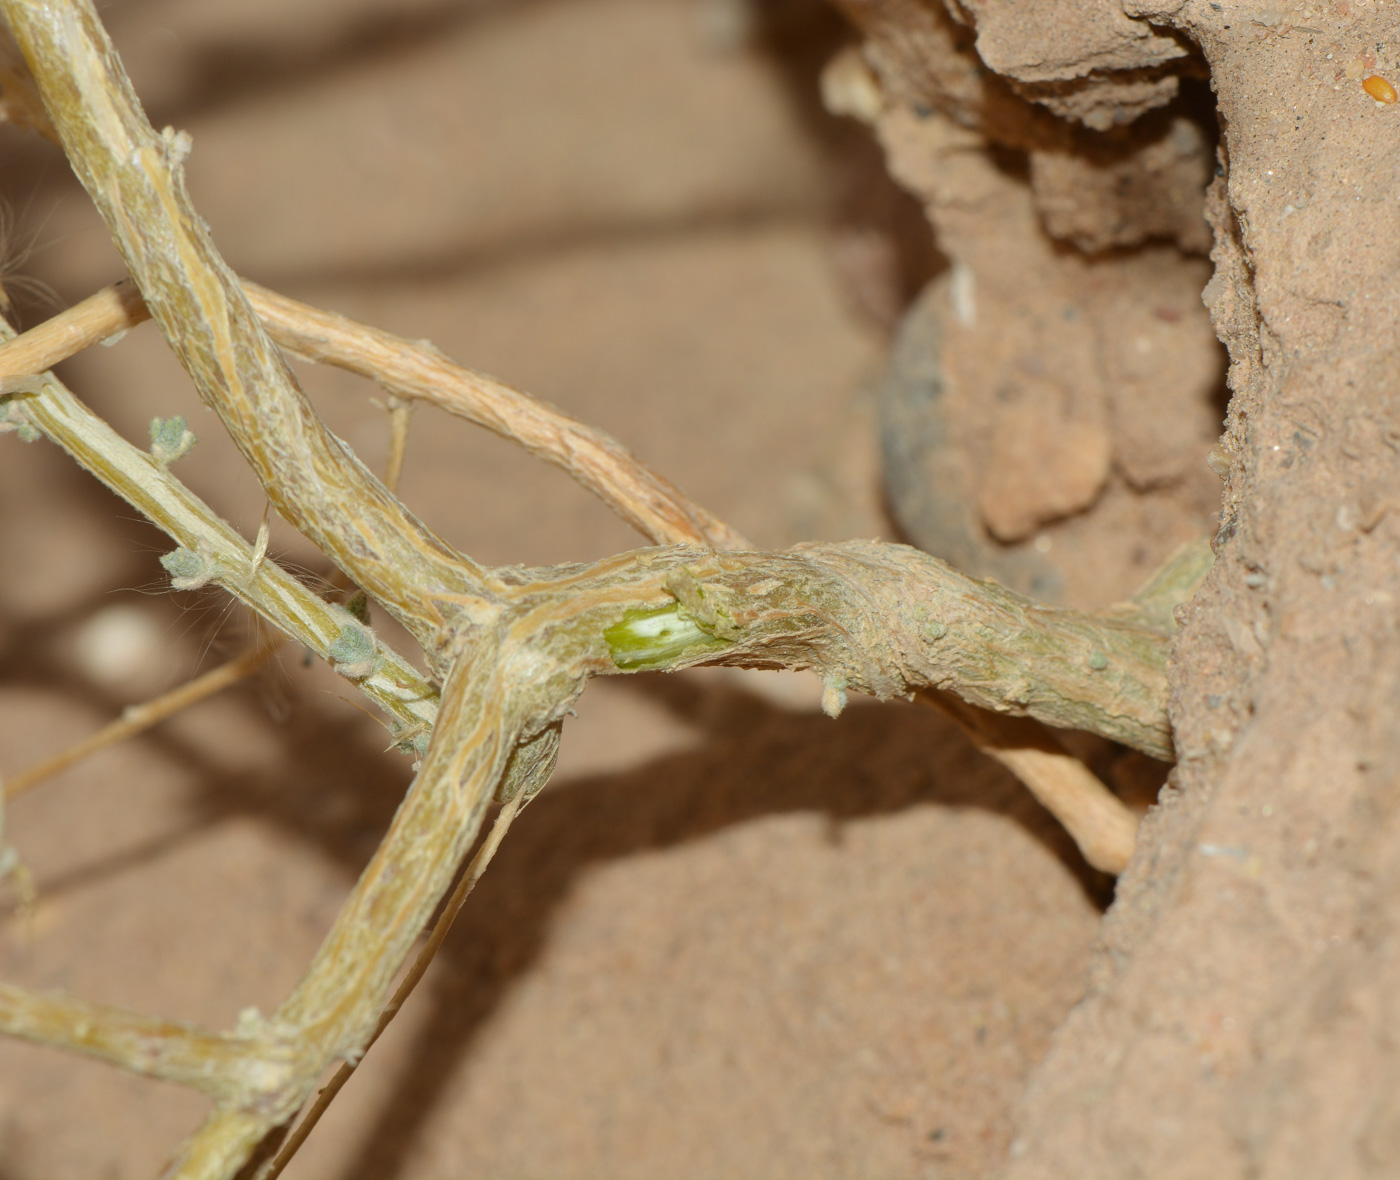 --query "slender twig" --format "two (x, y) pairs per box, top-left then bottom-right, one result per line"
(4, 371), (439, 748)
(923, 692), (1138, 874)
(242, 281), (751, 551)
(0, 277), (145, 374)
(0, 278), (750, 551)
(3, 640), (278, 800)
(0, 313), (422, 803)
(0, 981), (293, 1103)
(381, 395), (412, 497)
